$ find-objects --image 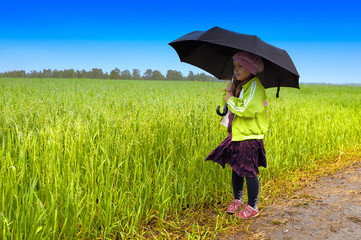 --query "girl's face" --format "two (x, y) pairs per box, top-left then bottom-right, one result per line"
(233, 62), (251, 81)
